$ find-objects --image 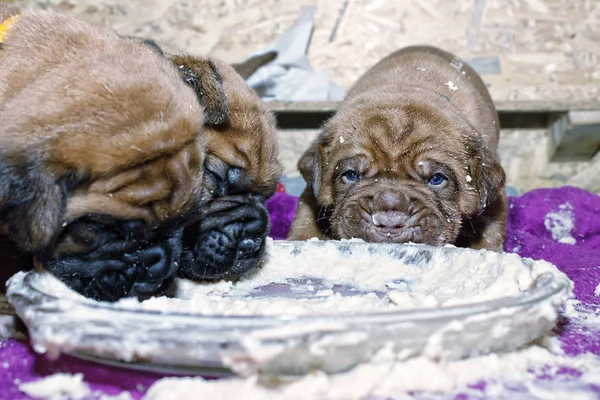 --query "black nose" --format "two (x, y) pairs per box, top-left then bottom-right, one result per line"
(238, 237), (262, 254)
(129, 236), (181, 297)
(136, 245), (169, 278)
(179, 195), (270, 281)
